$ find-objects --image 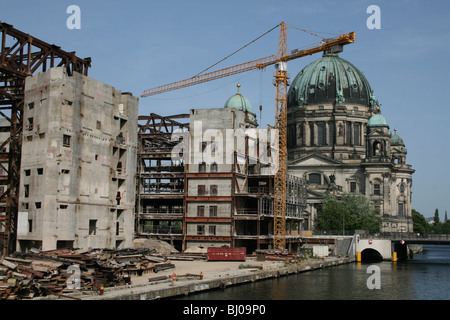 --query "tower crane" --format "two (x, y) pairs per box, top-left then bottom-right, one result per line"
(141, 22), (355, 250)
